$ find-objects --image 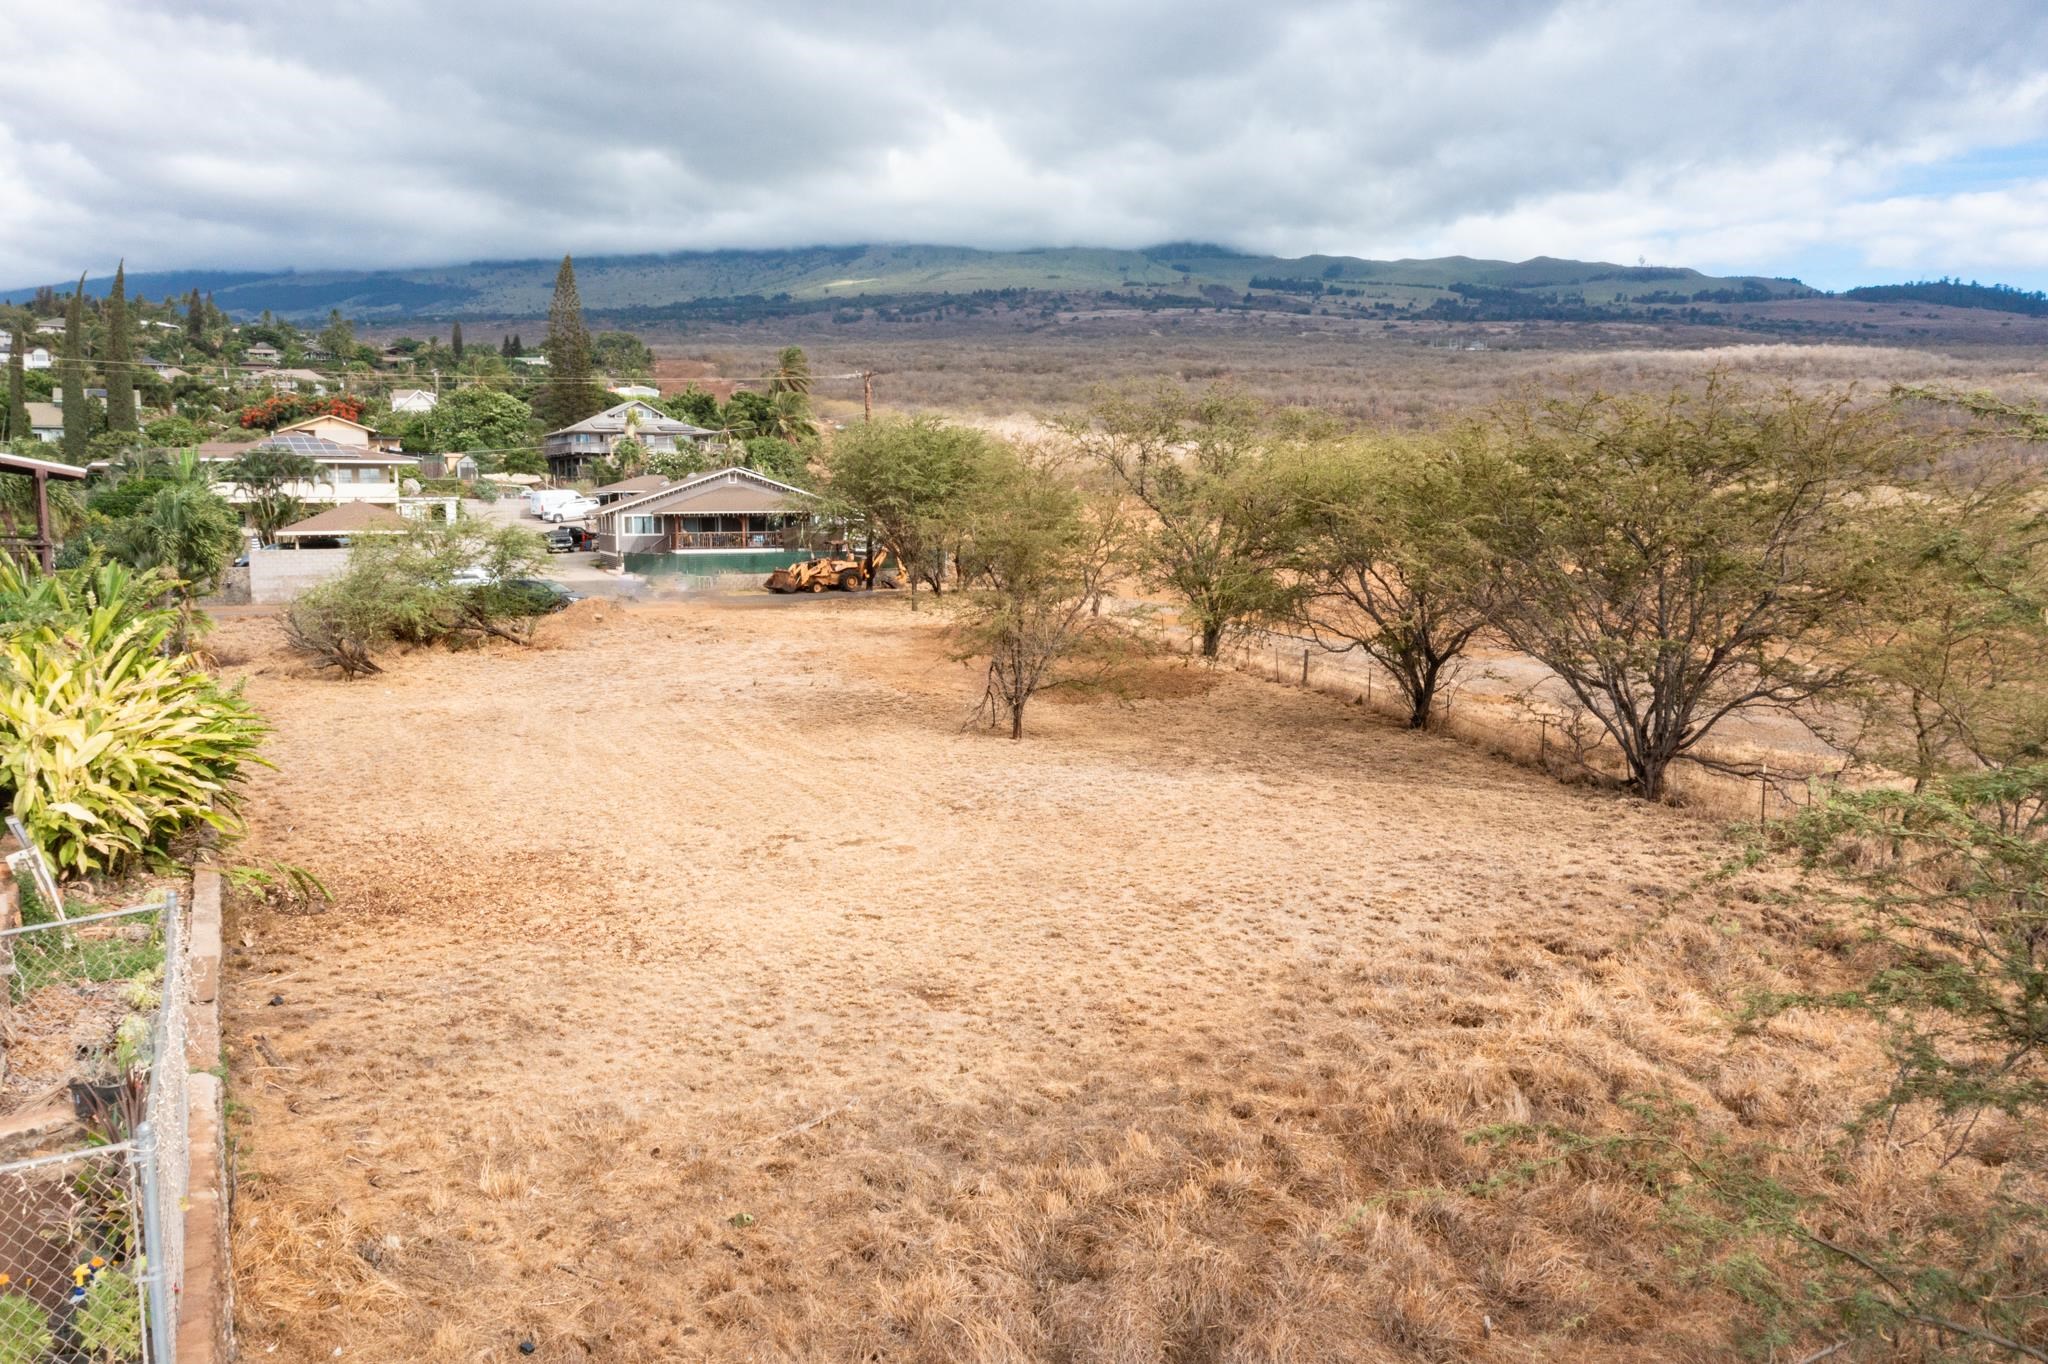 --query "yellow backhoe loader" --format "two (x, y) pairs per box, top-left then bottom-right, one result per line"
(764, 546), (900, 594)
